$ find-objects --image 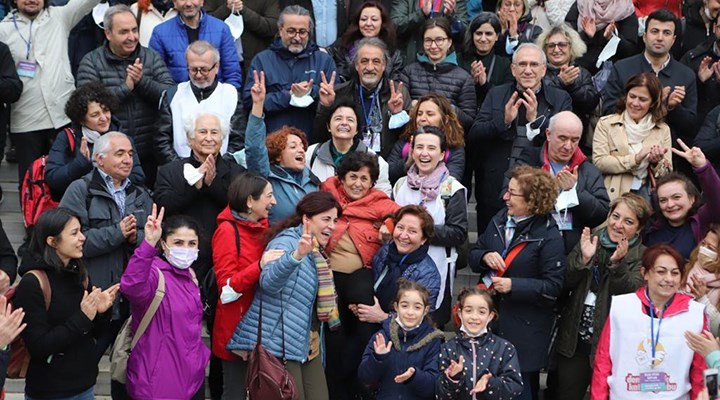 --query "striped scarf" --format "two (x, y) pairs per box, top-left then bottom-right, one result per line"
(314, 241), (341, 331)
